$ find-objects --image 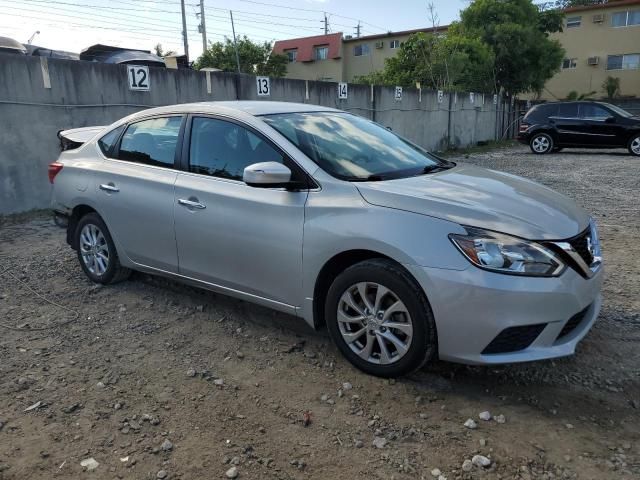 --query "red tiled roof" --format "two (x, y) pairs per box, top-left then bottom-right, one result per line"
(272, 32), (343, 62)
(564, 0), (640, 13)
